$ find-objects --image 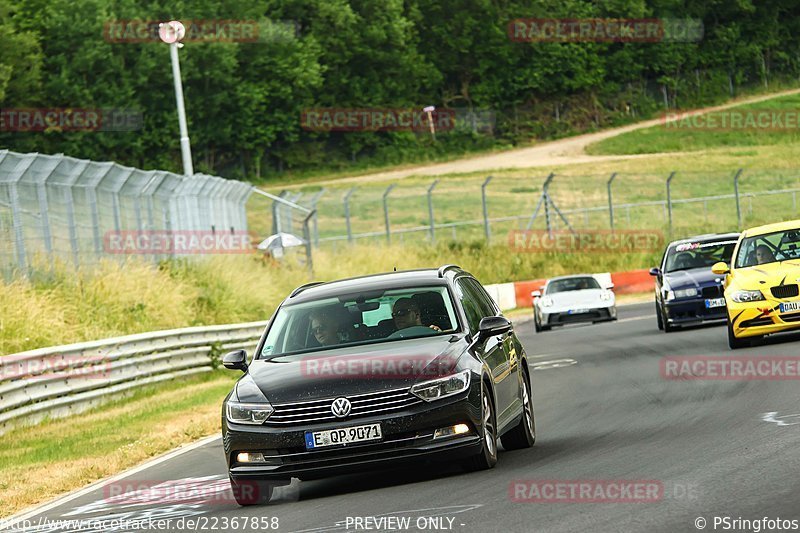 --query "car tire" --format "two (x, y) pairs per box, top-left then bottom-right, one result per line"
(534, 314), (542, 333)
(501, 370), (535, 450)
(727, 319), (748, 350)
(656, 301), (664, 331)
(463, 387), (498, 471)
(662, 308), (674, 333)
(229, 477), (275, 506)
